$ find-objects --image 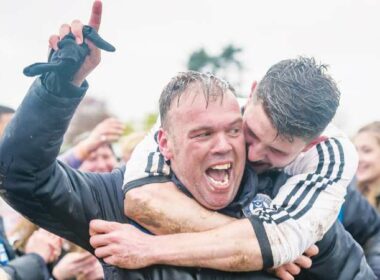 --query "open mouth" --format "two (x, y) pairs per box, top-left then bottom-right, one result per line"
(205, 163), (232, 191)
